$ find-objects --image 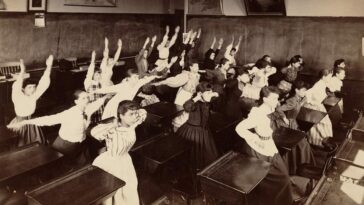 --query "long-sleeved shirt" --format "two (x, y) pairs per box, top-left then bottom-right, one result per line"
(101, 76), (156, 119)
(135, 46), (153, 78)
(235, 105), (278, 157)
(28, 98), (105, 143)
(12, 70), (50, 117)
(224, 44), (238, 66)
(327, 76), (343, 93)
